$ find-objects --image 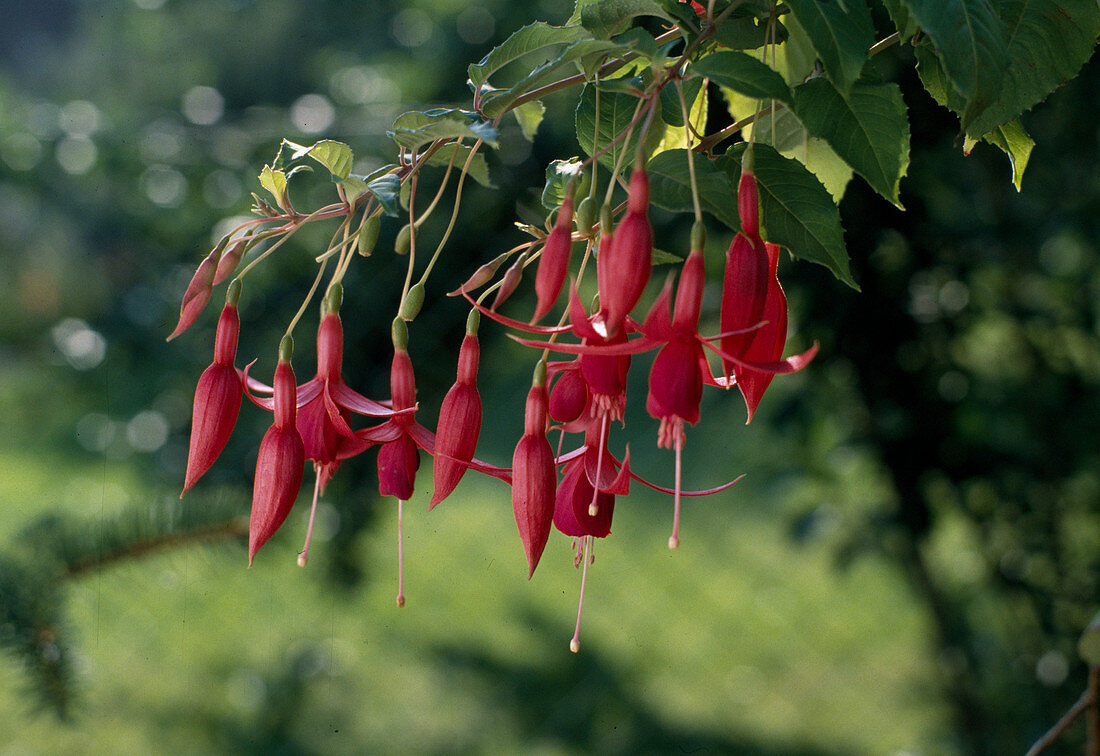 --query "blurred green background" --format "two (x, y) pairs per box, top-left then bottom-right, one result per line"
(0, 0), (1097, 753)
